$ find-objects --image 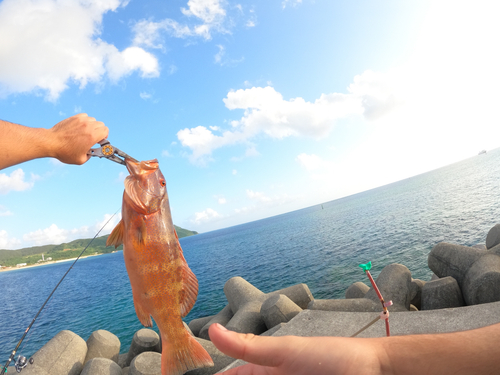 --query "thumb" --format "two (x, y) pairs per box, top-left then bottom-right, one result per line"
(209, 323), (291, 367)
